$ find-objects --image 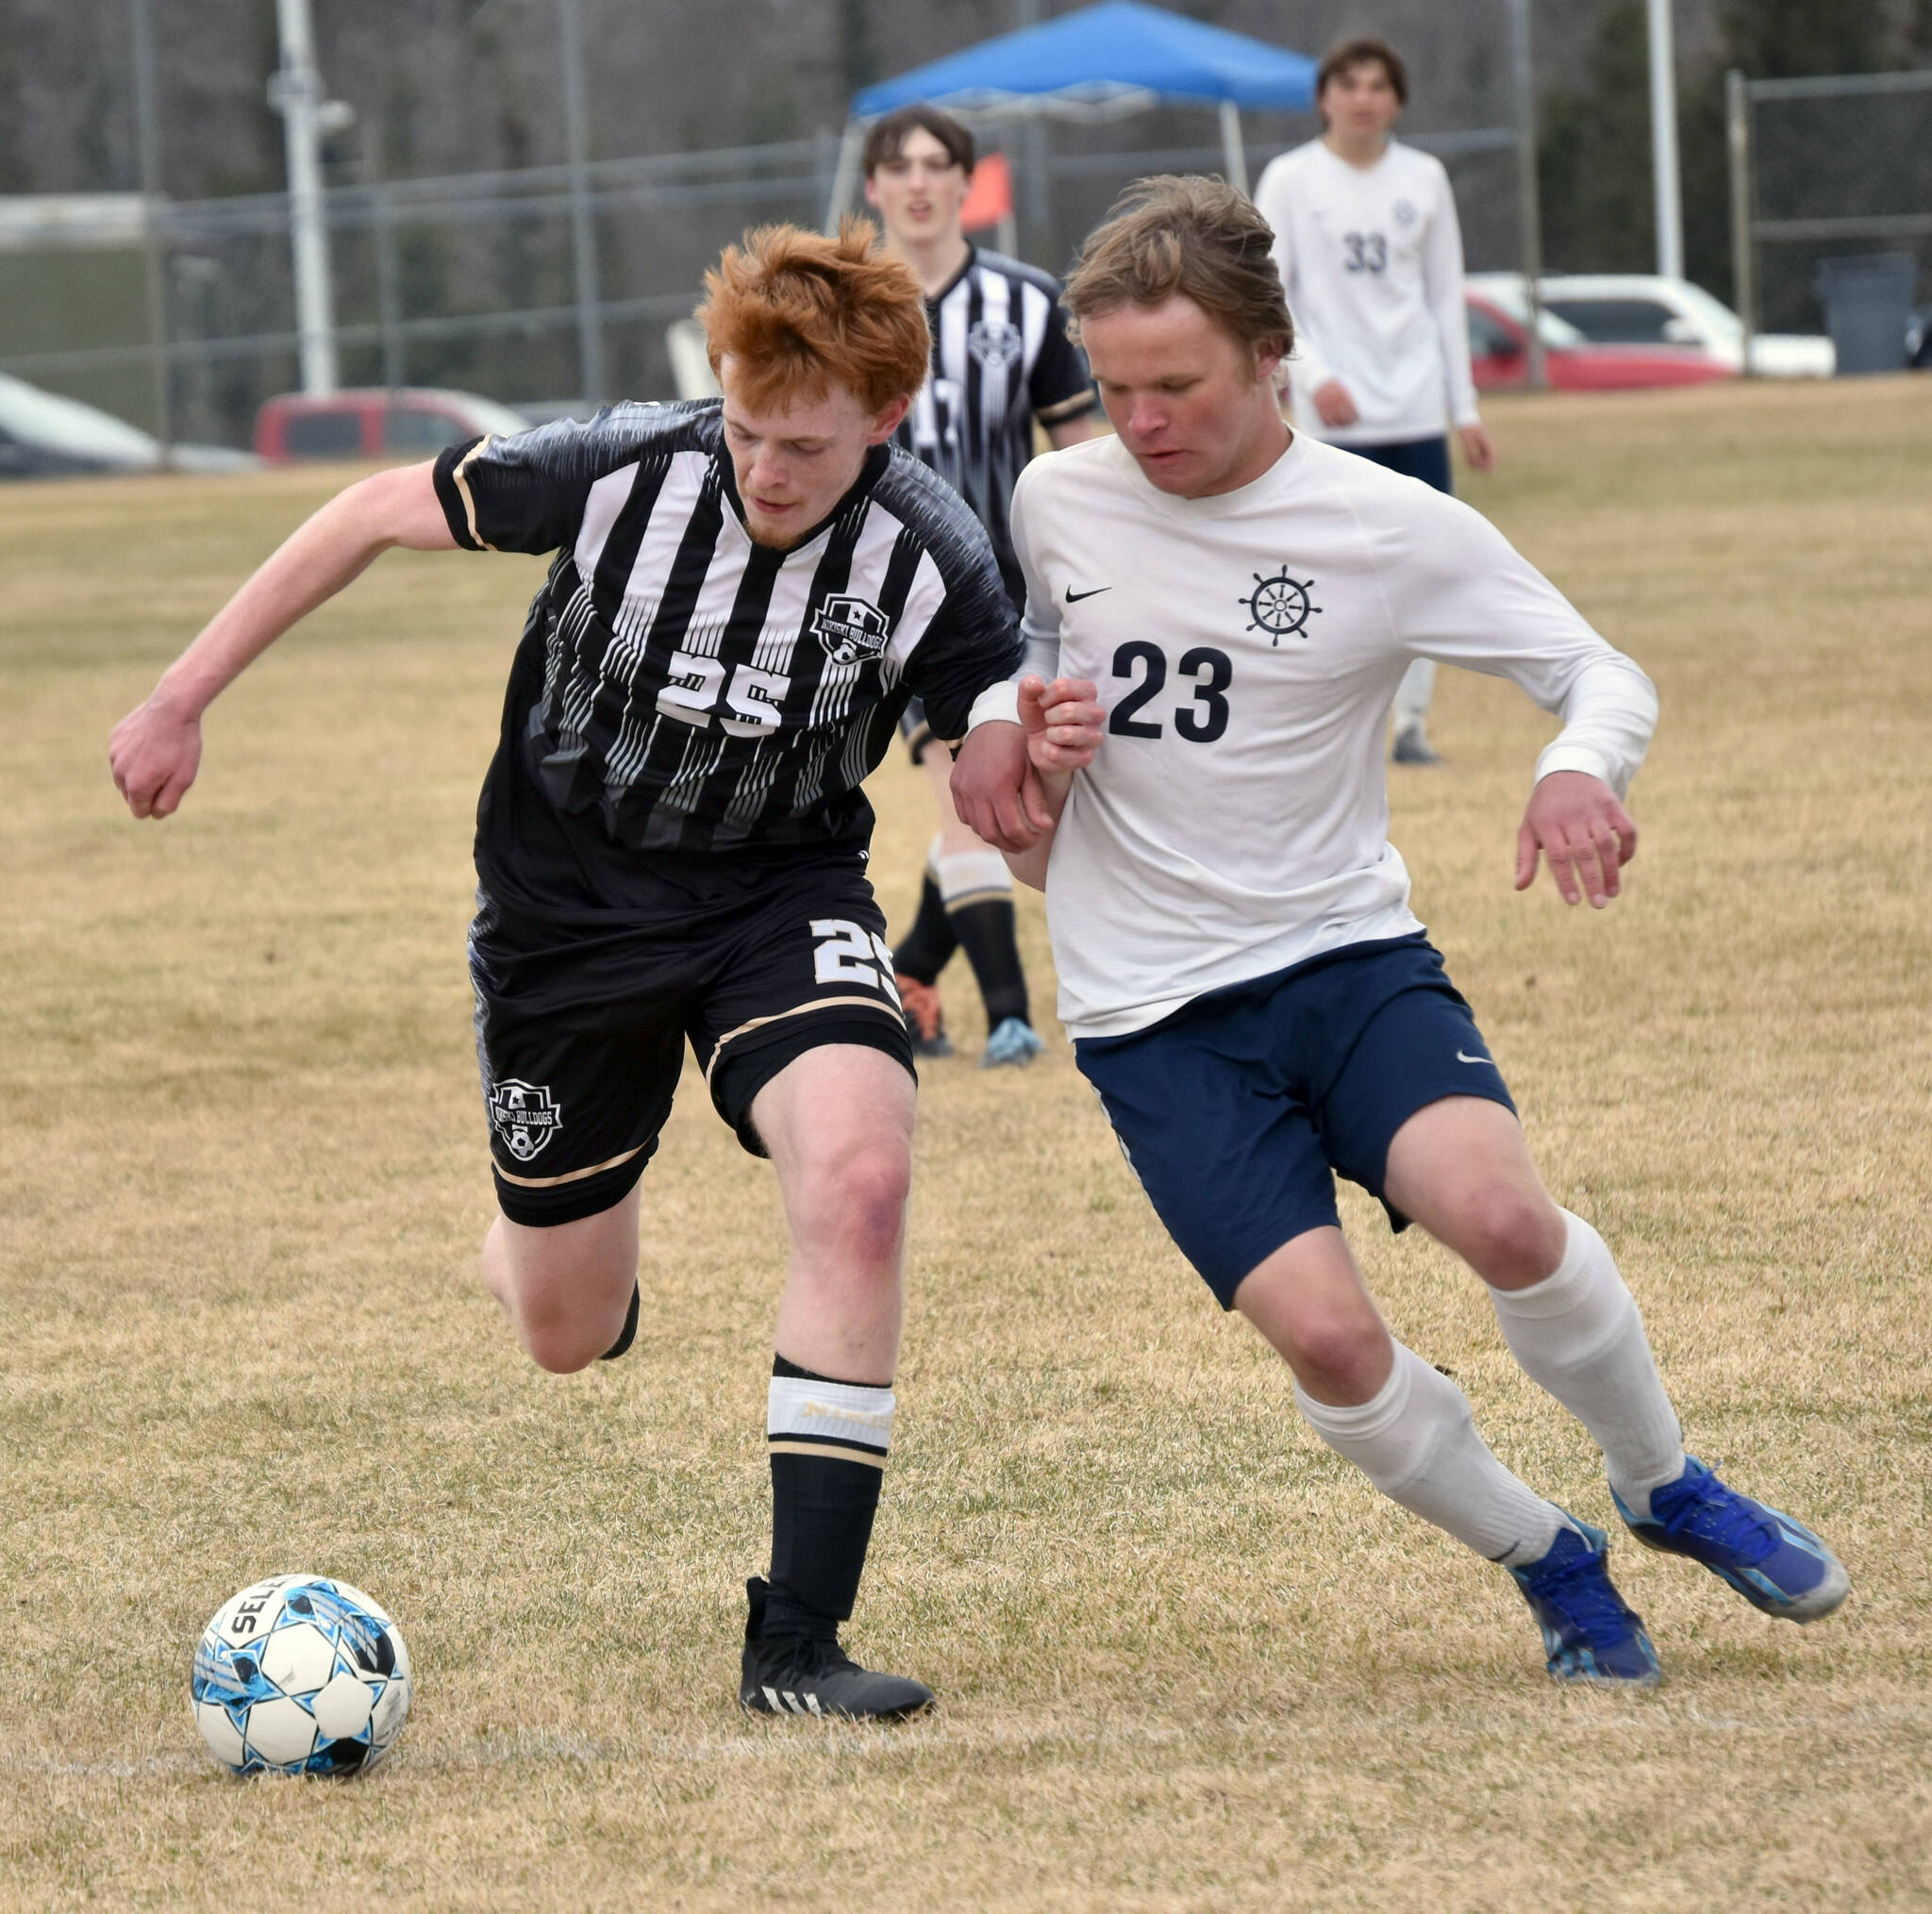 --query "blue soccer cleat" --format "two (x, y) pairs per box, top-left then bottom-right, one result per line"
(980, 1016), (1044, 1068)
(1508, 1515), (1662, 1687)
(1612, 1456), (1850, 1624)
